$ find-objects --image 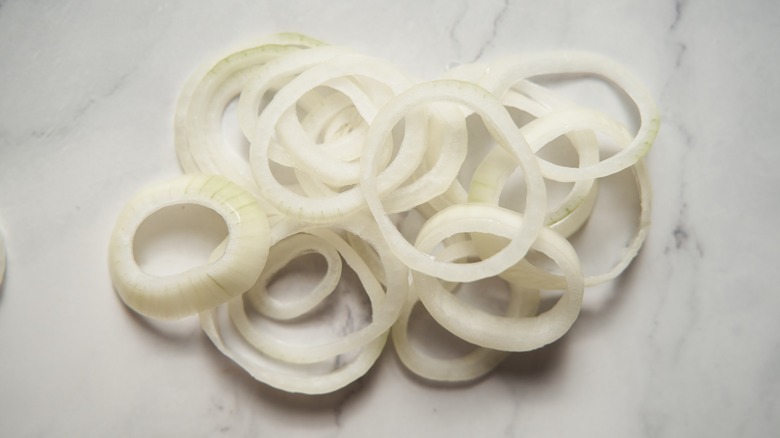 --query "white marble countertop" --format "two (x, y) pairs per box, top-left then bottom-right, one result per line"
(1, 0), (778, 436)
